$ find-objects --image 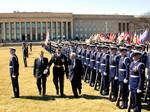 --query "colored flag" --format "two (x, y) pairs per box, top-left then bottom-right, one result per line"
(45, 31), (50, 45)
(140, 30), (149, 43)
